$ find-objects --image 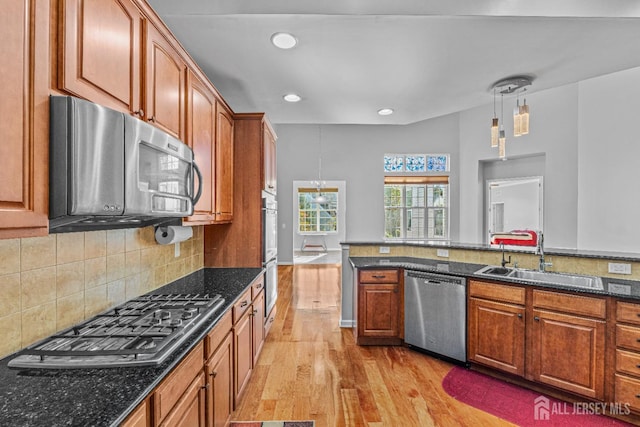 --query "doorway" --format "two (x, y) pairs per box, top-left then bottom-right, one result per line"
(292, 180), (346, 265)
